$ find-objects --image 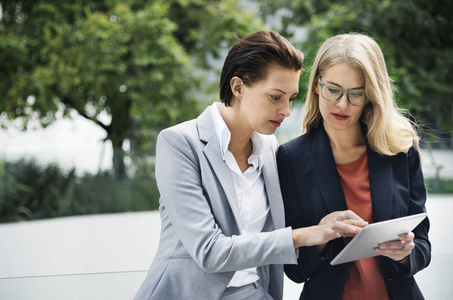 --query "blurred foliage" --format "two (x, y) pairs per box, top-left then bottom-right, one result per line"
(0, 158), (450, 223)
(0, 0), (264, 179)
(425, 178), (453, 195)
(0, 159), (160, 223)
(254, 0), (453, 147)
(0, 159), (76, 221)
